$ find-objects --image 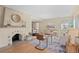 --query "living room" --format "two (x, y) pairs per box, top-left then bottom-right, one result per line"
(0, 5), (79, 53)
